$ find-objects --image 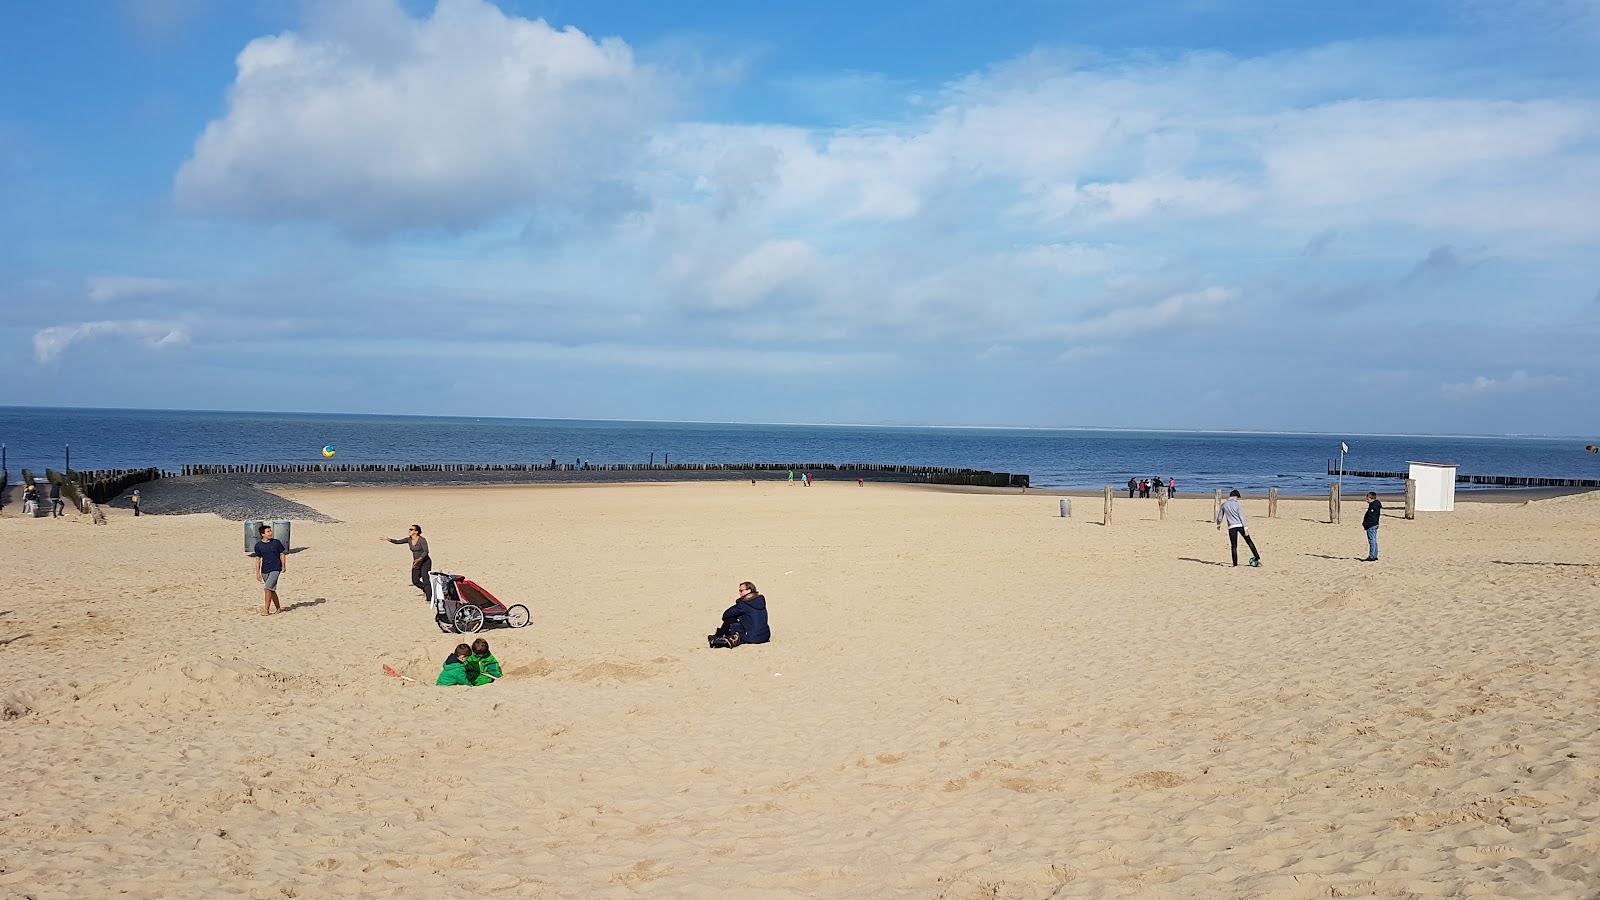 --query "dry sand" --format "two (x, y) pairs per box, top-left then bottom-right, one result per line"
(2, 482), (1598, 898)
